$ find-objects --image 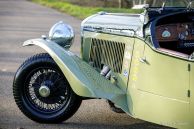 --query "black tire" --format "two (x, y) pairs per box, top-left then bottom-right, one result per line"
(13, 53), (82, 123)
